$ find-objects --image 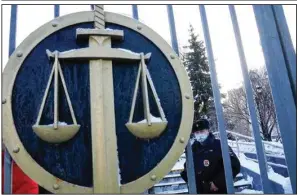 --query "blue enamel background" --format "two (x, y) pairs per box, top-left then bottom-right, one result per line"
(12, 22), (182, 187)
